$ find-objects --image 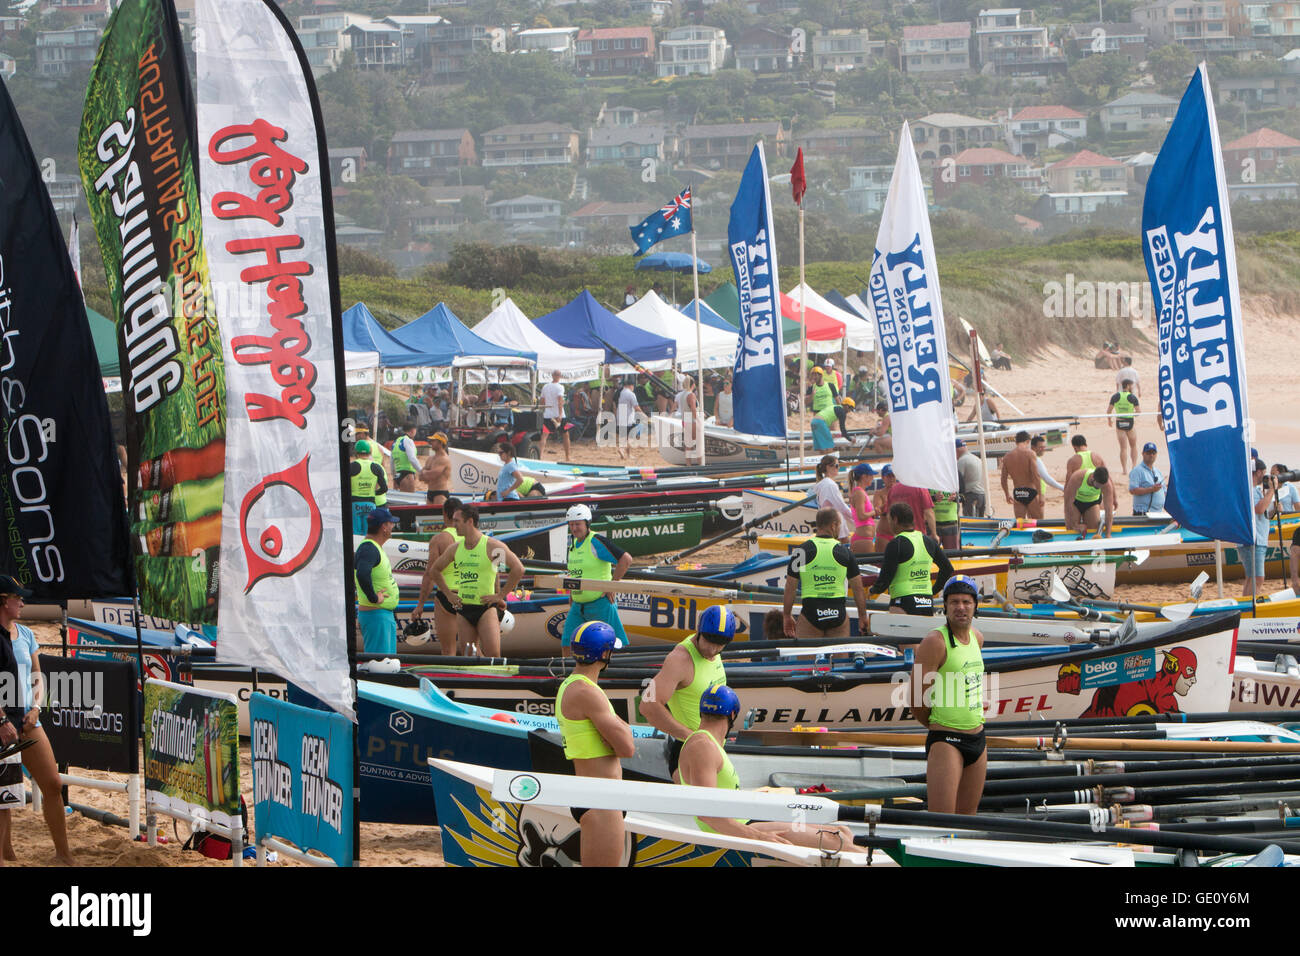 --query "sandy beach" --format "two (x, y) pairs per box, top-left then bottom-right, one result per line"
(5, 300), (1292, 868)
